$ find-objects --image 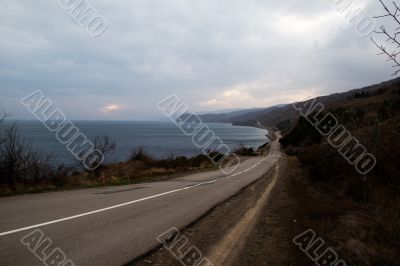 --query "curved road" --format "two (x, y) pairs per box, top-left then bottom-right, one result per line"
(0, 138), (281, 266)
